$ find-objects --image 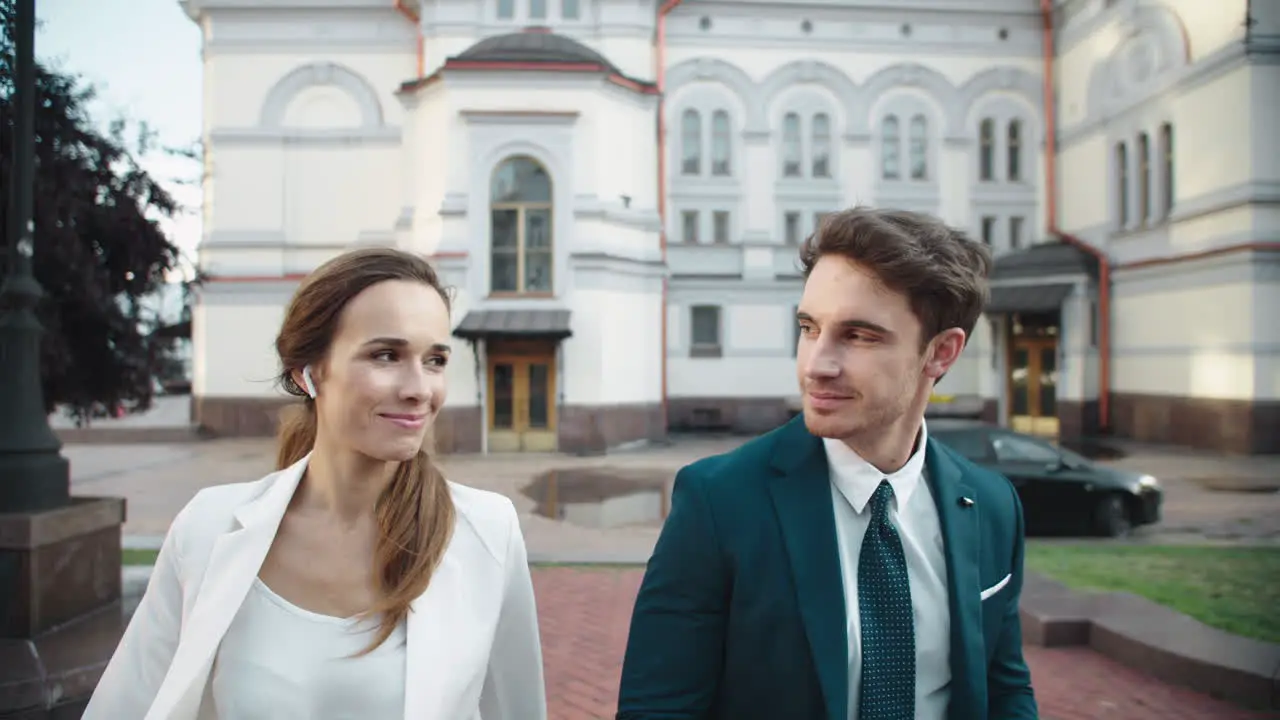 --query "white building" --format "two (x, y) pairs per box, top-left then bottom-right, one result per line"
(183, 0), (1279, 455)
